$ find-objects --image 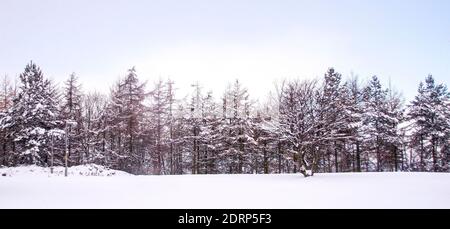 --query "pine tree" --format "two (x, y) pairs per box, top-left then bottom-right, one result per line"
(408, 75), (450, 171)
(341, 77), (365, 172)
(316, 68), (350, 173)
(384, 83), (404, 171)
(361, 76), (404, 171)
(171, 102), (192, 175)
(252, 103), (279, 174)
(5, 62), (62, 166)
(220, 80), (256, 174)
(198, 91), (221, 174)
